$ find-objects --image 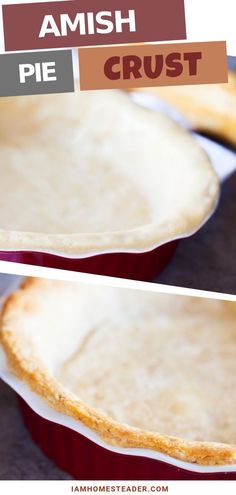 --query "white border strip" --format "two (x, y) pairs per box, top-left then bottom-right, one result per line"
(1, 259), (236, 303)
